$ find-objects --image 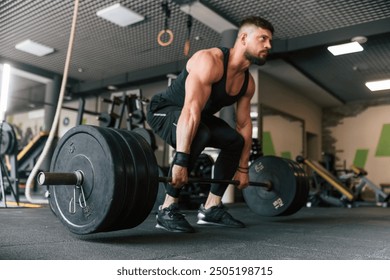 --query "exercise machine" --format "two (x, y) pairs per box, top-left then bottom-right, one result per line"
(297, 156), (389, 208)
